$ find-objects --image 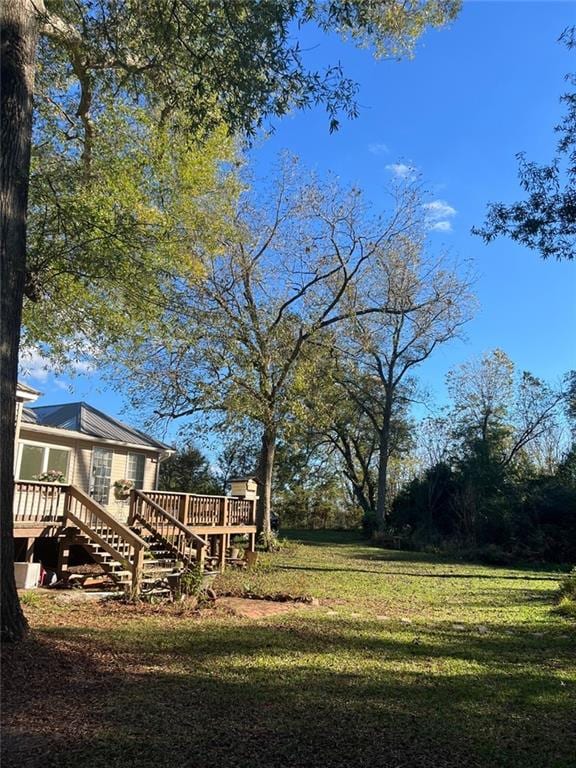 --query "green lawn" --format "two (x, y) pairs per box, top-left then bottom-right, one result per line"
(3, 531), (575, 768)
